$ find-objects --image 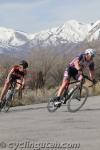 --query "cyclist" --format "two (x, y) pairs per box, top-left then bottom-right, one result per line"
(55, 48), (96, 105)
(0, 60), (28, 108)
